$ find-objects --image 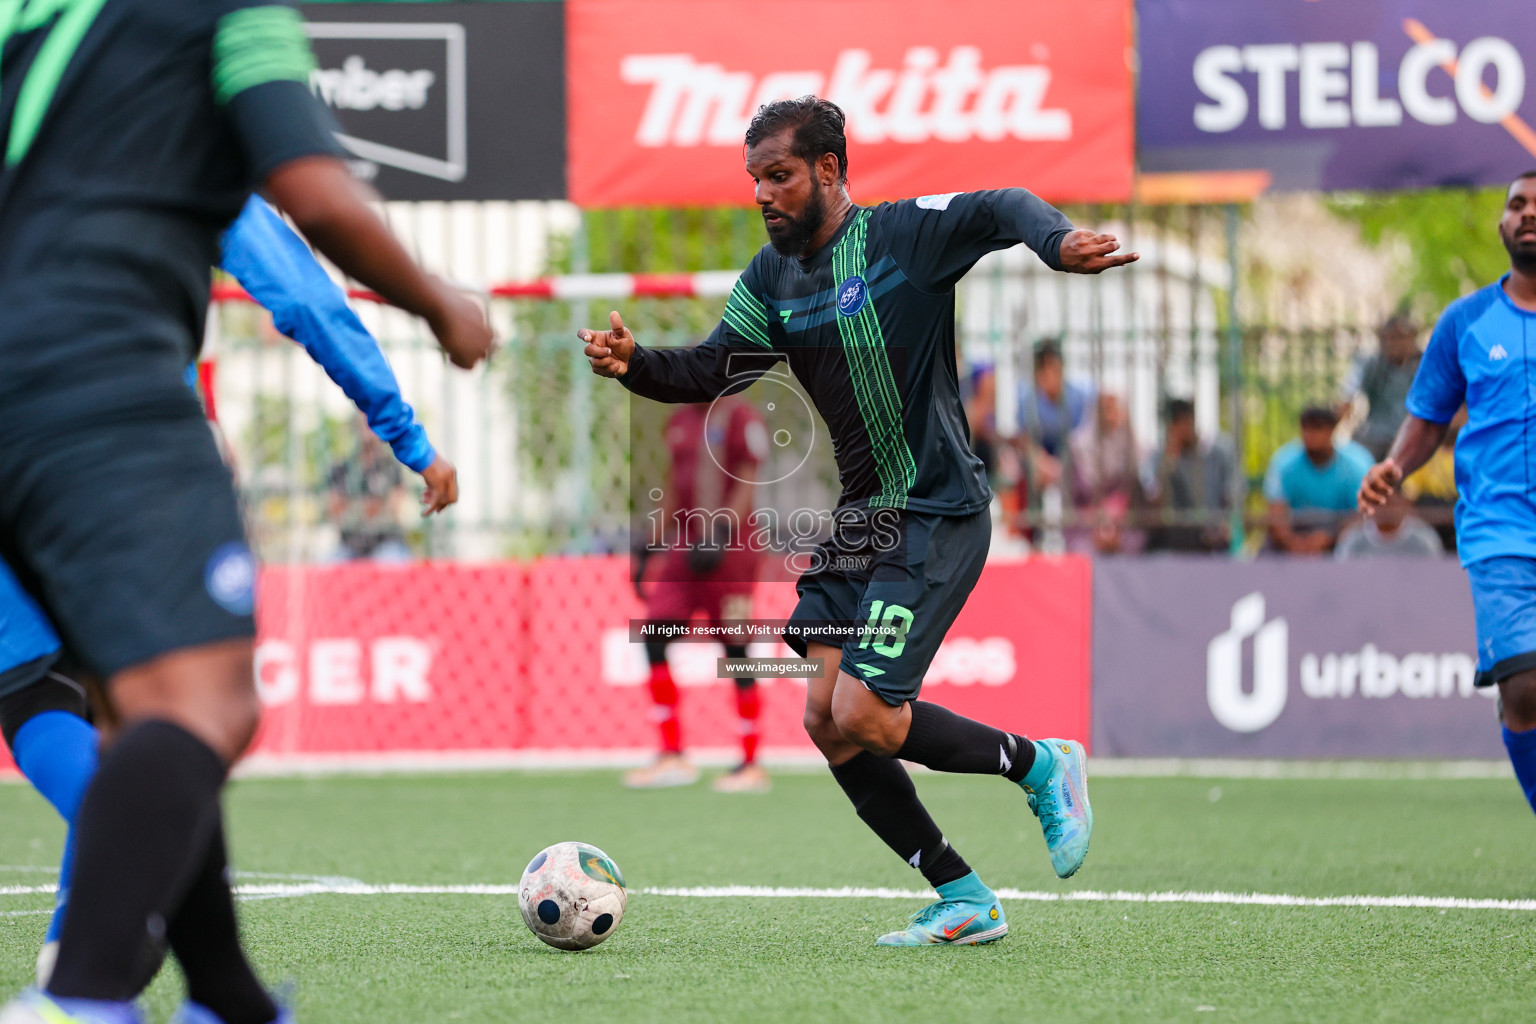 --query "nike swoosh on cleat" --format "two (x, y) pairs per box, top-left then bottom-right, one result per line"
(941, 913), (979, 939)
